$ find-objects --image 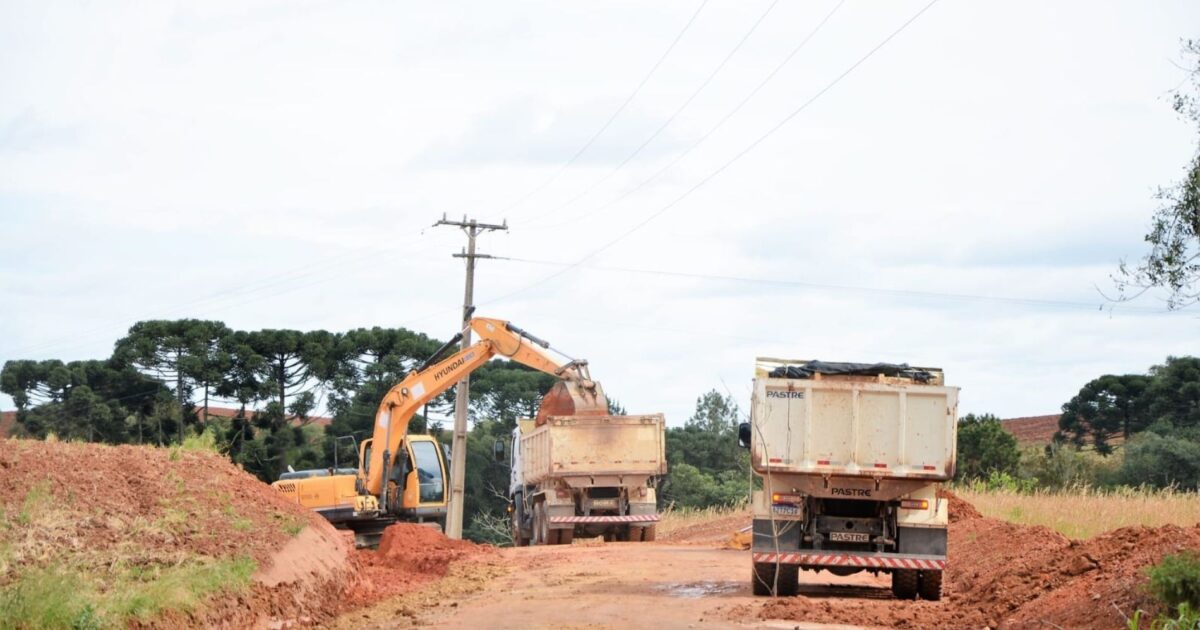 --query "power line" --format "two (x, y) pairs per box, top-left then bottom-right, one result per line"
(497, 256), (1182, 315)
(488, 0), (711, 221)
(524, 0), (847, 233)
(481, 0), (940, 307)
(514, 0), (789, 228)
